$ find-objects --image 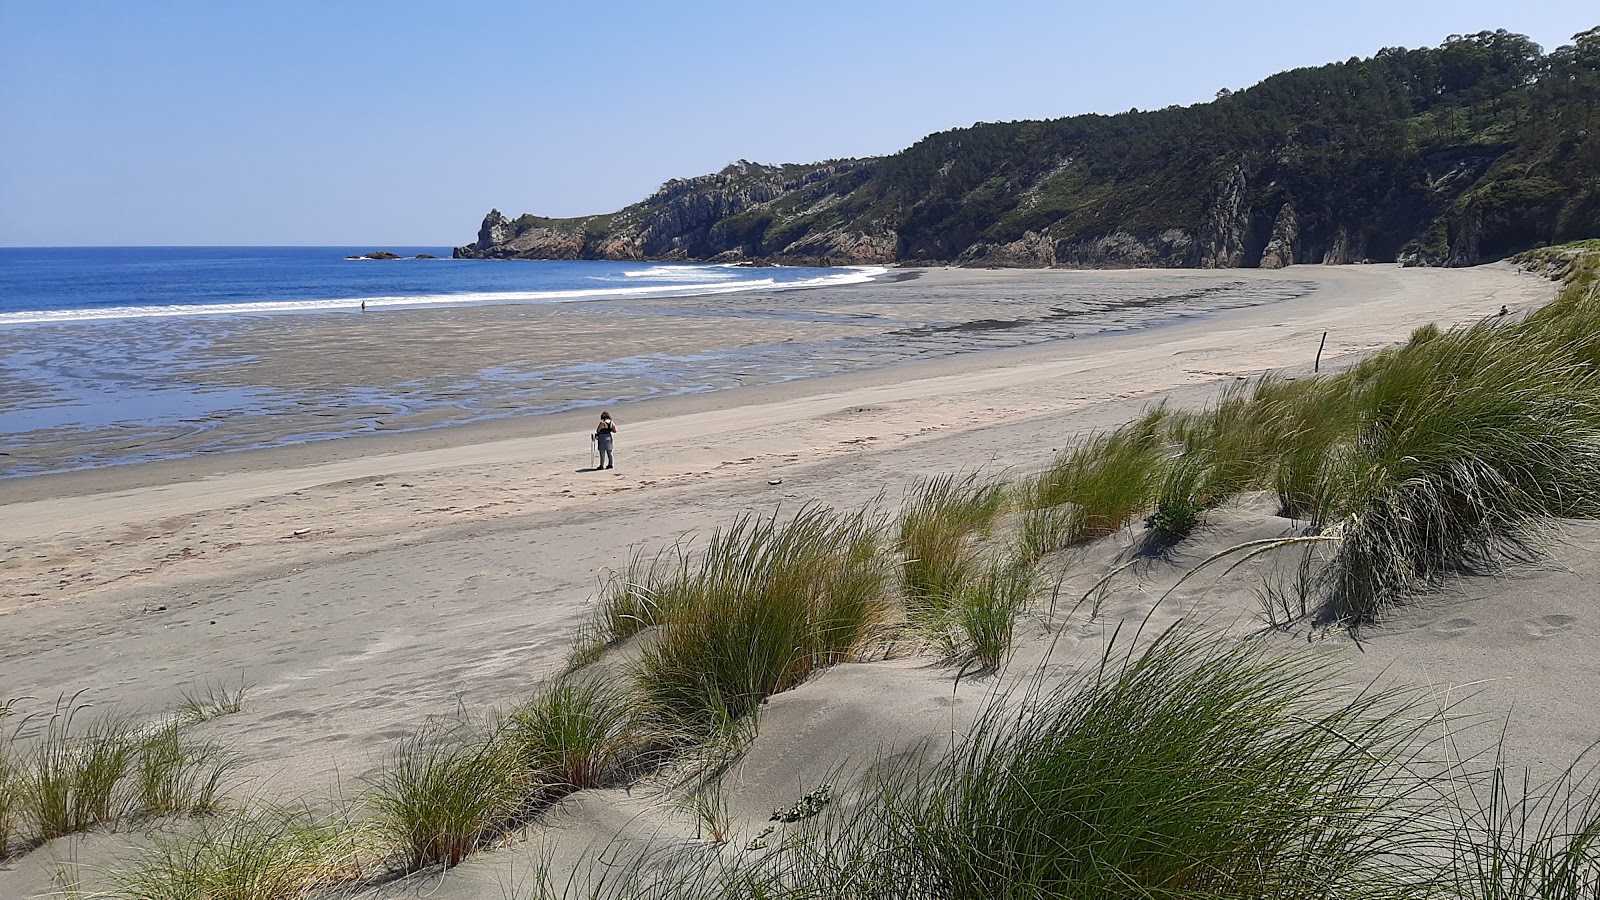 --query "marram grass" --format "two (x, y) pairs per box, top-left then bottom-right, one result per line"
(632, 505), (892, 736)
